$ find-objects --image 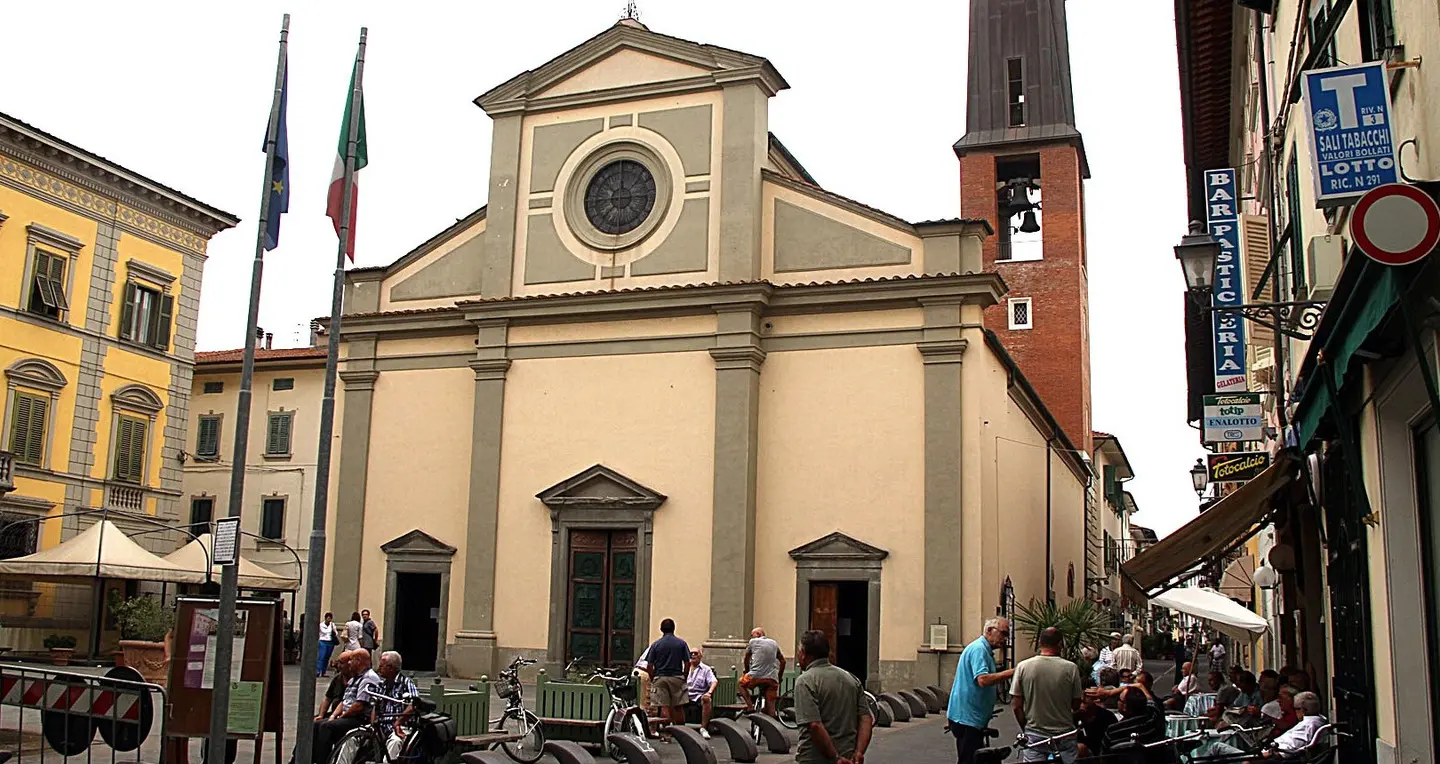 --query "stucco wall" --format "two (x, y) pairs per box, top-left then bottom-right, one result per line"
(360, 369), (475, 637)
(494, 352), (717, 651)
(753, 344), (925, 662)
(761, 181), (924, 286)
